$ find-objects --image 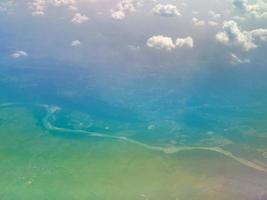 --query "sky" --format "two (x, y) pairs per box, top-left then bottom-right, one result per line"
(0, 0), (266, 67)
(0, 0), (267, 107)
